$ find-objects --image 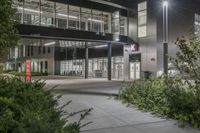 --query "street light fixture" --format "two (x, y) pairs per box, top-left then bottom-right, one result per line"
(163, 1), (168, 7)
(163, 0), (168, 74)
